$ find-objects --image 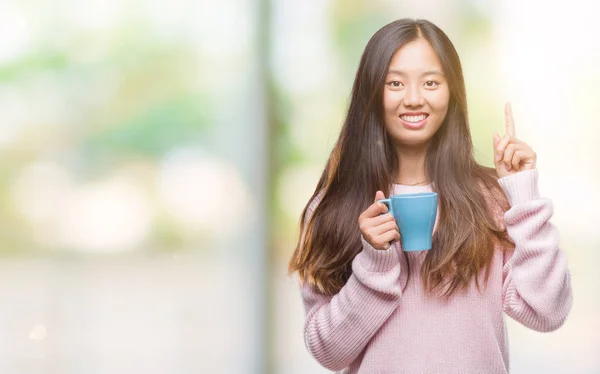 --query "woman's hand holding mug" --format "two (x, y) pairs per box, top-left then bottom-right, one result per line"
(358, 190), (400, 250)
